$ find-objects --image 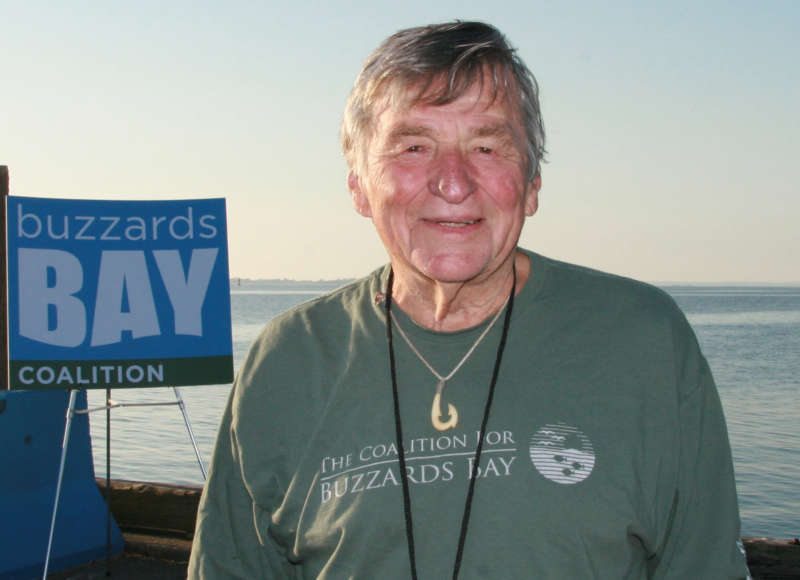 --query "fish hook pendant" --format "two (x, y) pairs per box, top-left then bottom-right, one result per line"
(431, 380), (458, 431)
